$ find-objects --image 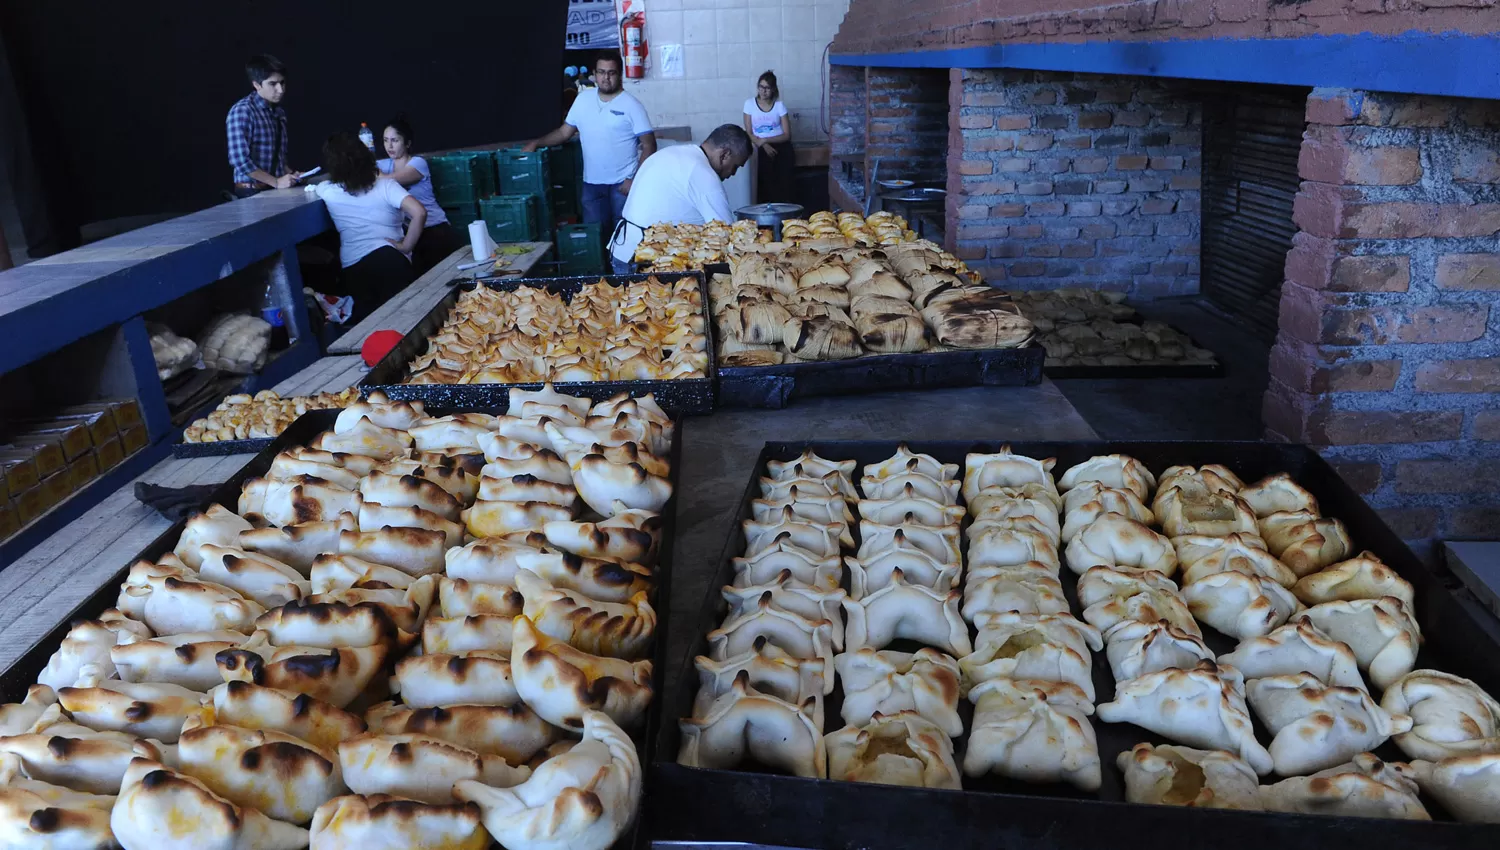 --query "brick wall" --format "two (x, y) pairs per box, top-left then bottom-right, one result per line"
(866, 68), (949, 195)
(831, 0), (1495, 58)
(1263, 88), (1500, 557)
(829, 65), (865, 160)
(947, 69), (1202, 295)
